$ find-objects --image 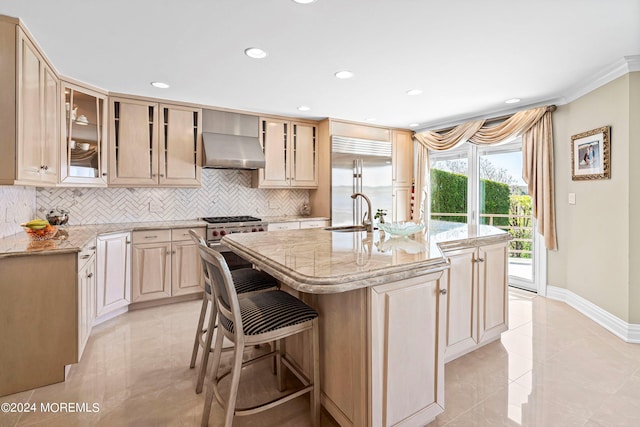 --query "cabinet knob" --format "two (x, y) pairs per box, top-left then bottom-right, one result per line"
(43, 165), (48, 171)
(440, 289), (447, 295)
(475, 257), (485, 263)
(87, 272), (93, 278)
(102, 173), (107, 177)
(166, 250), (171, 255)
(81, 254), (91, 259)
(89, 246), (96, 250)
(159, 174), (165, 177)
